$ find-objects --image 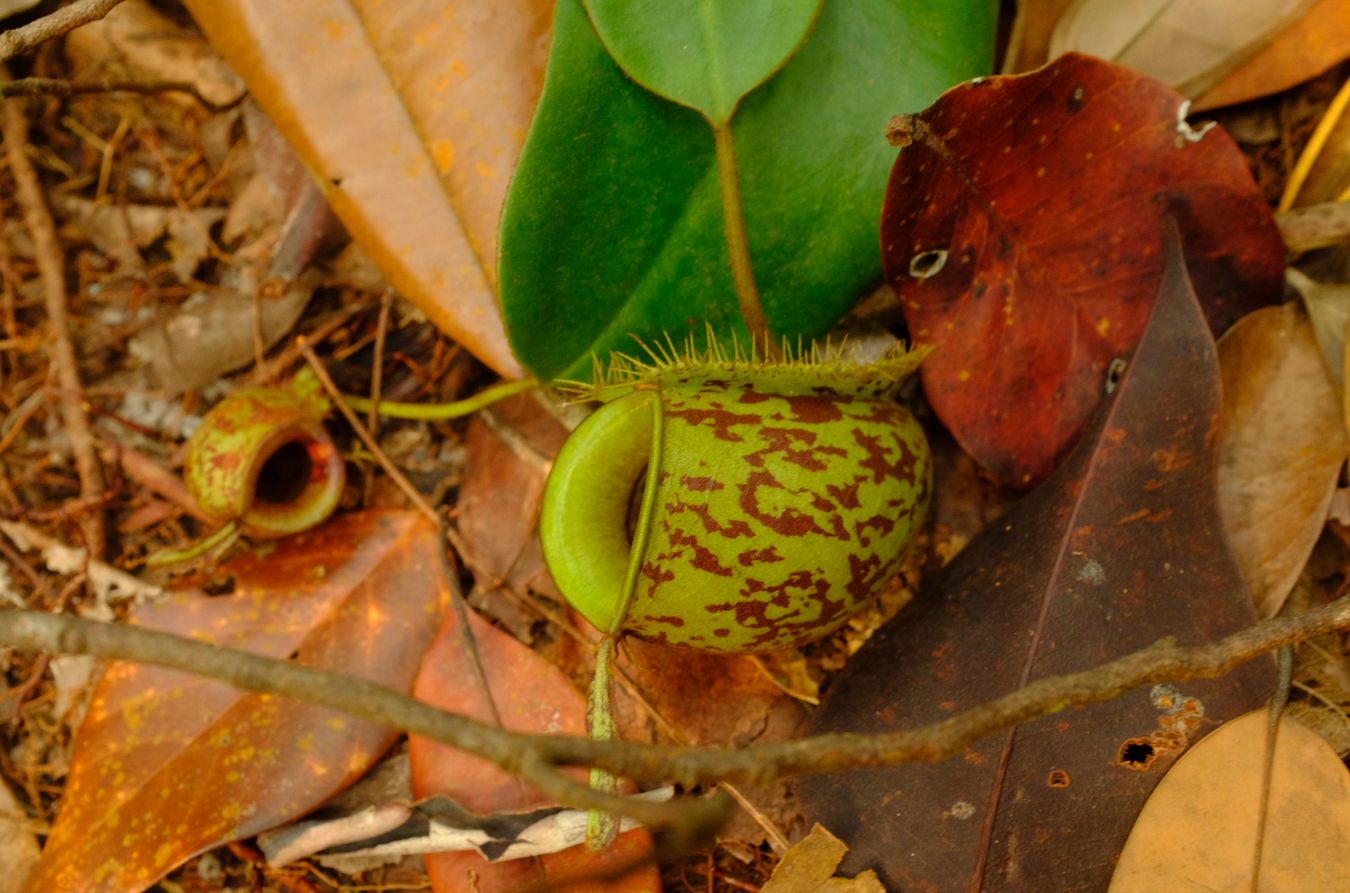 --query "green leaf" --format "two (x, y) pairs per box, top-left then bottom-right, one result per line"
(583, 0), (822, 124)
(500, 0), (995, 382)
